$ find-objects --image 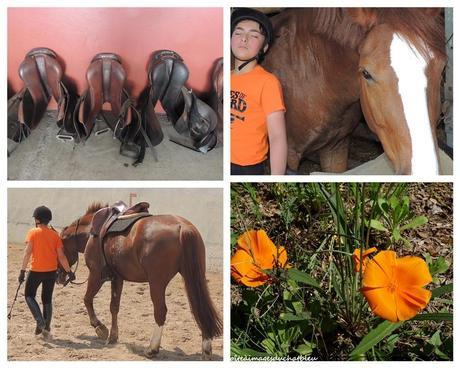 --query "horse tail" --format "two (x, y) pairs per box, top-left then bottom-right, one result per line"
(179, 224), (222, 339)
